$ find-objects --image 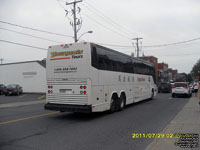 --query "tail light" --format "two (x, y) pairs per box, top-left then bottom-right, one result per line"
(80, 86), (87, 89)
(172, 86), (176, 88)
(183, 86), (188, 89)
(80, 85), (87, 94)
(48, 86), (53, 89)
(48, 90), (53, 94)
